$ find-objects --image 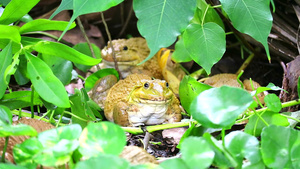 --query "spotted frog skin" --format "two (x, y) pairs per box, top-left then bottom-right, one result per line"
(104, 74), (182, 127)
(100, 37), (163, 79)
